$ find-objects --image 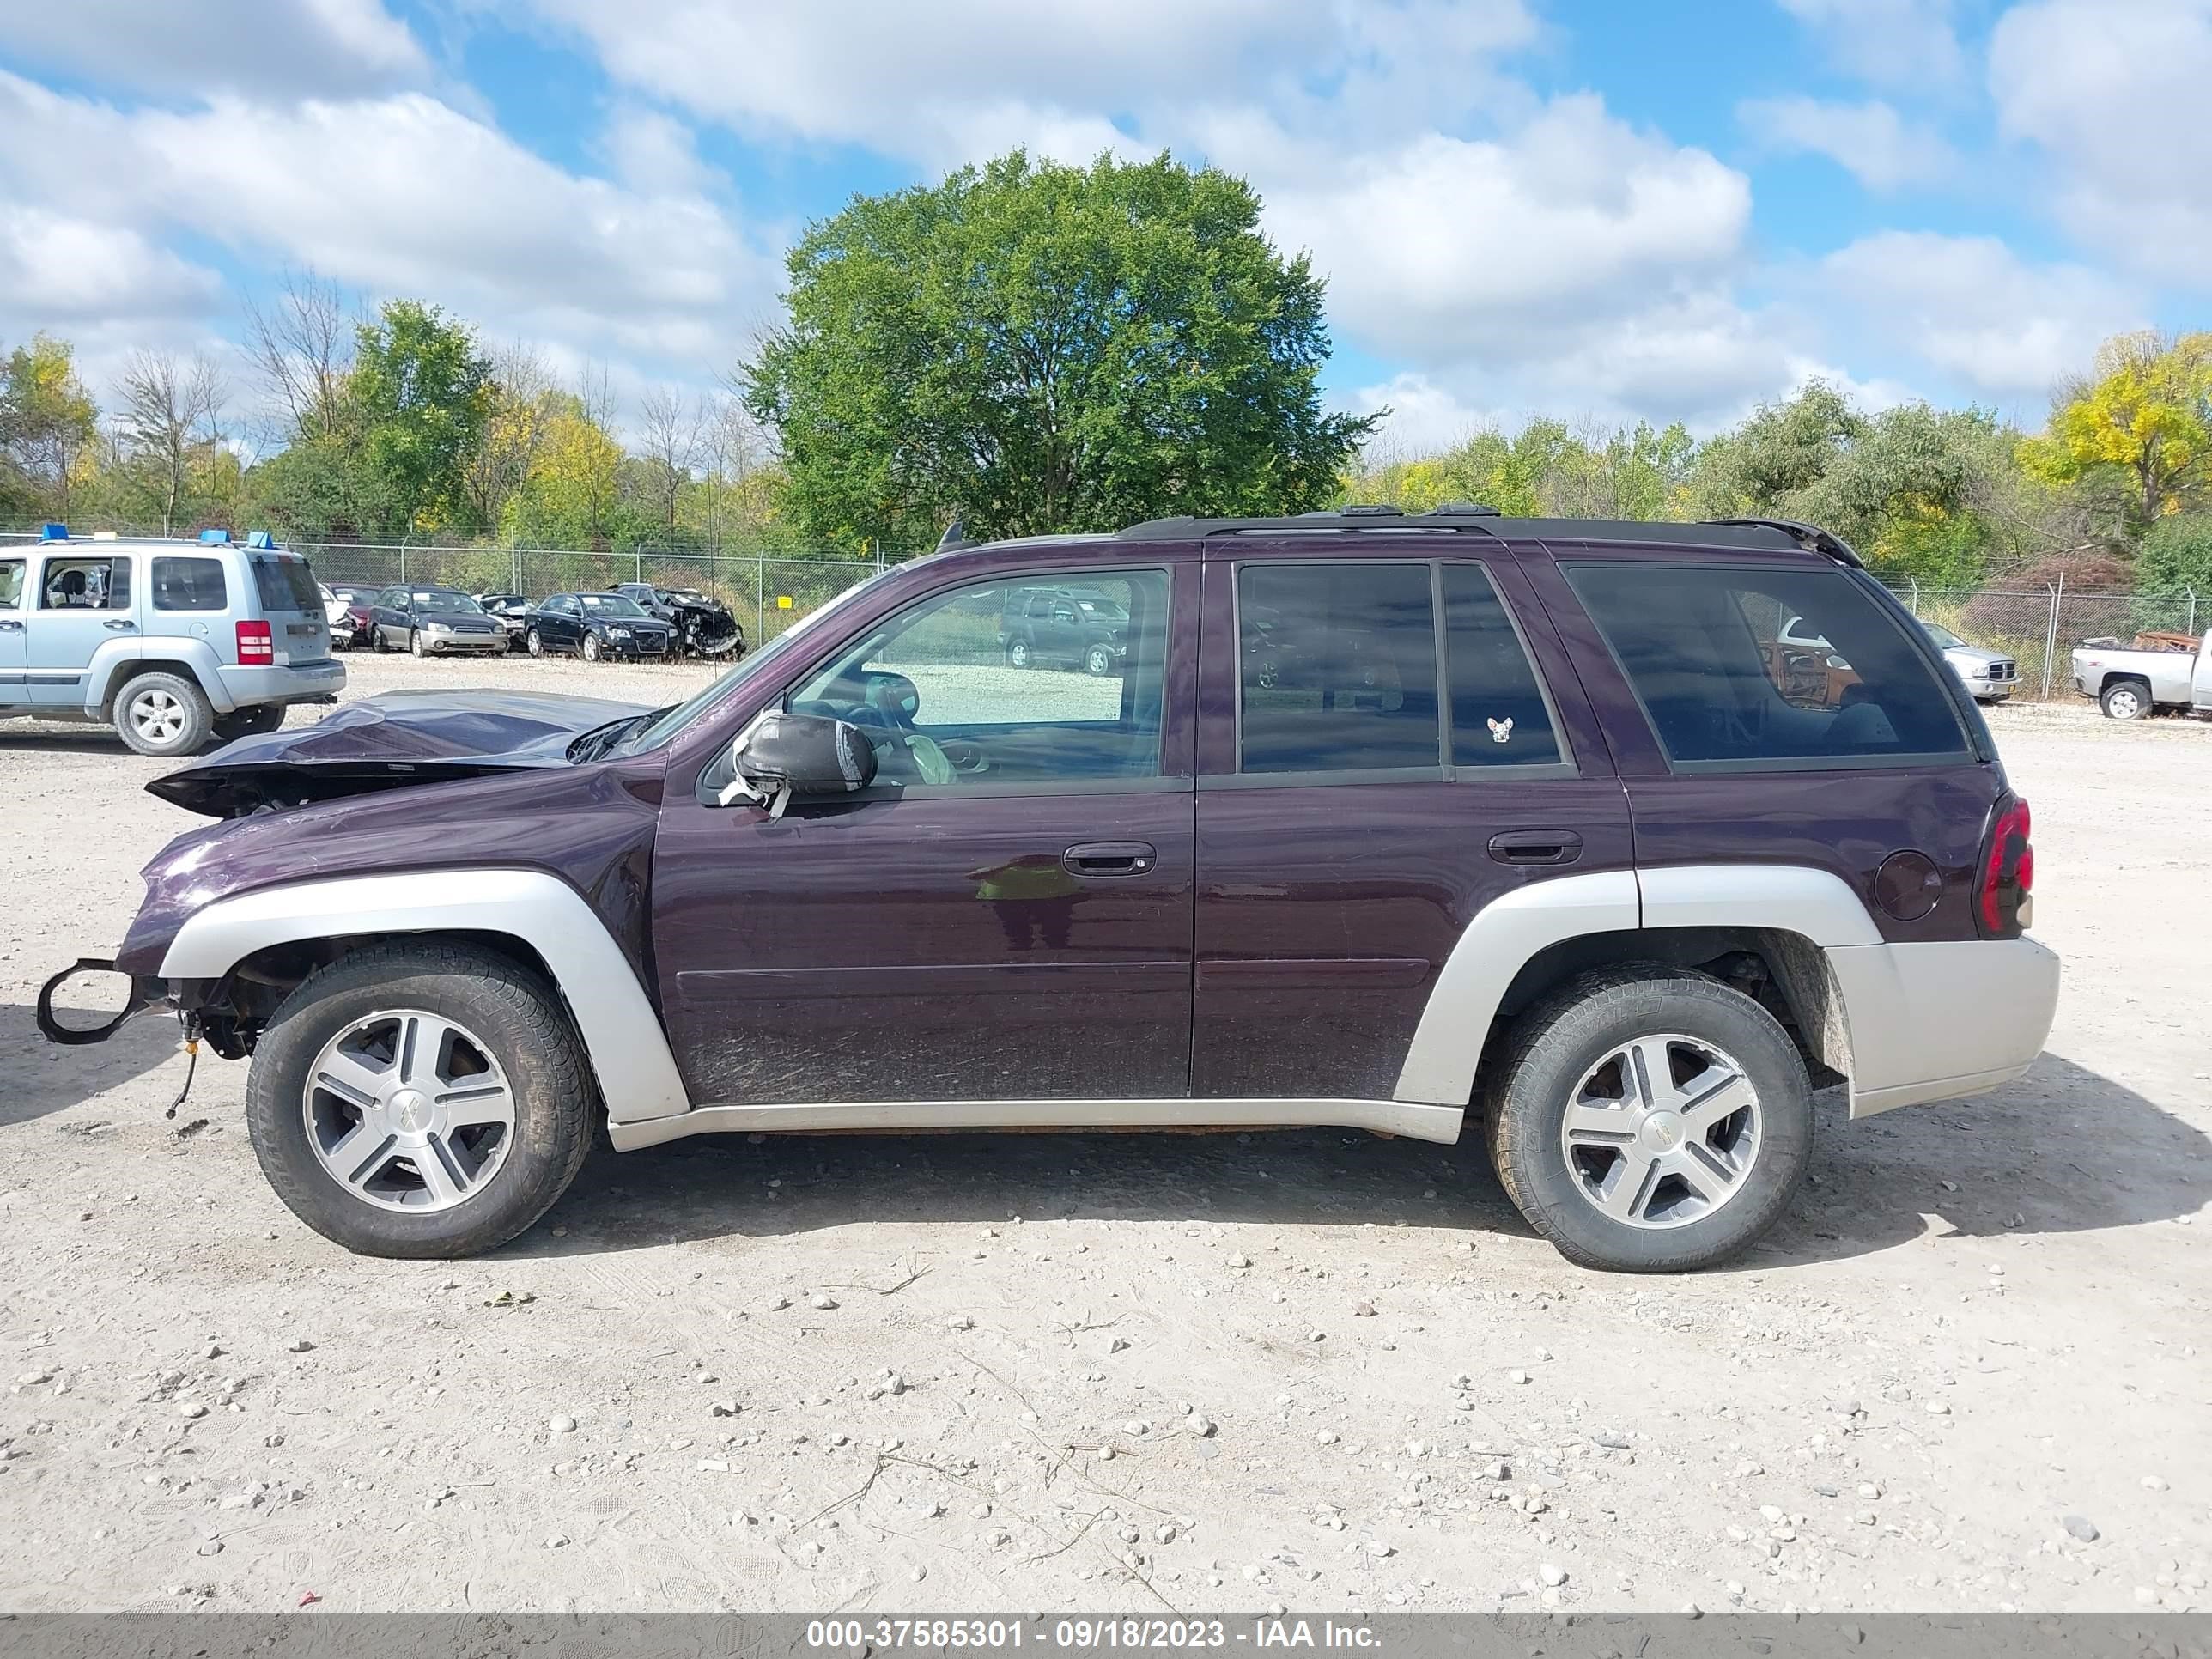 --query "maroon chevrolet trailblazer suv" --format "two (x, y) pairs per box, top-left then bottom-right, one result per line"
(44, 507), (2055, 1272)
